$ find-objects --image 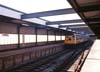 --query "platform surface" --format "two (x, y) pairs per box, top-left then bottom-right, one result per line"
(81, 39), (100, 72)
